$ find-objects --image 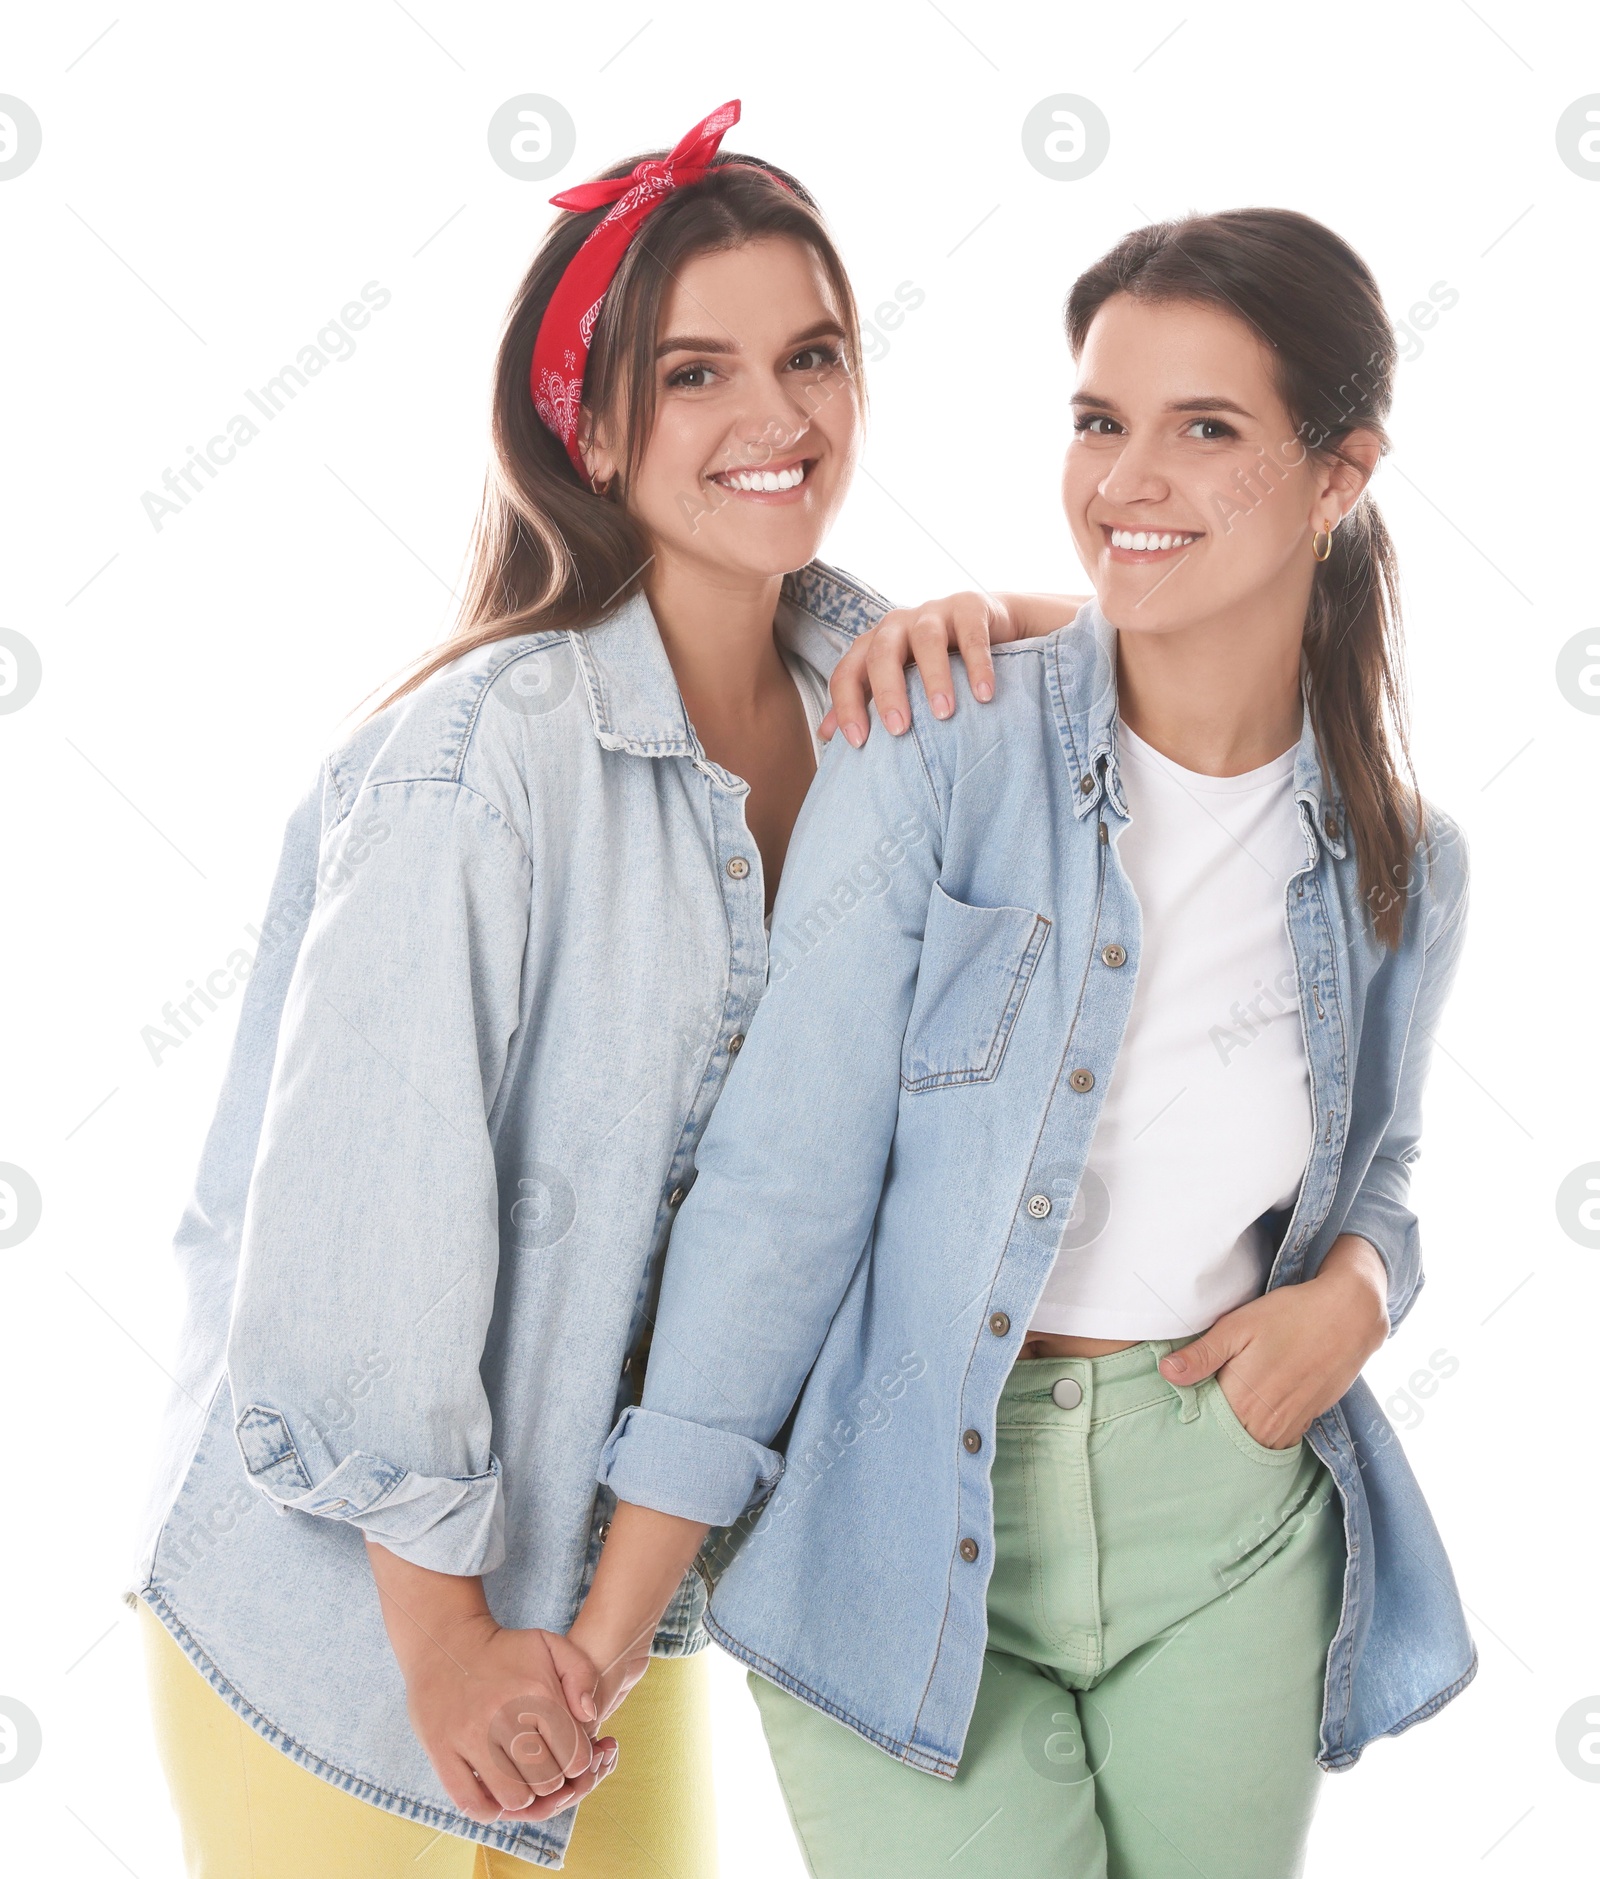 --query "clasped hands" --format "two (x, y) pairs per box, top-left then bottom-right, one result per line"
(368, 1541), (661, 1830)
